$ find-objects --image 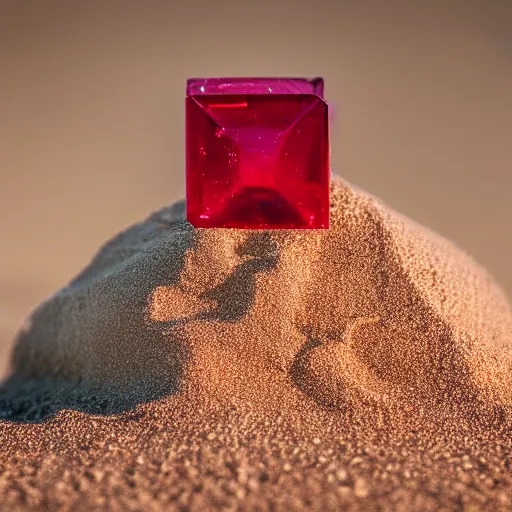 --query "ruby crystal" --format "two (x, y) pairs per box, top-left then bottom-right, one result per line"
(186, 77), (329, 229)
